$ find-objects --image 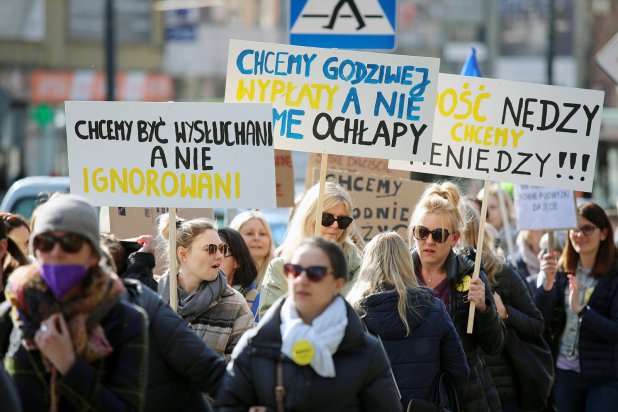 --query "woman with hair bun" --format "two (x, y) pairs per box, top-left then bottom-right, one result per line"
(409, 181), (506, 411)
(157, 215), (254, 361)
